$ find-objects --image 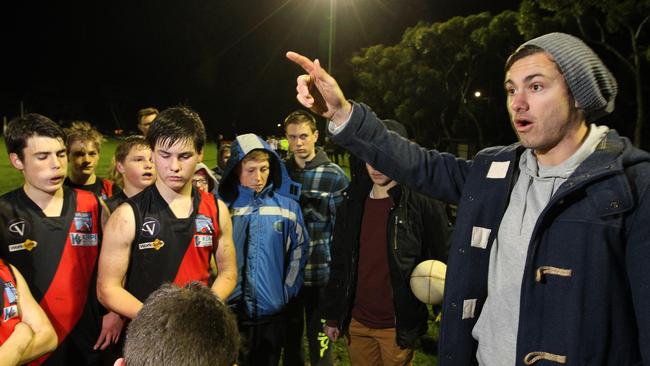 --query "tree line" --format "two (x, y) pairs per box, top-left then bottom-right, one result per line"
(347, 0), (649, 153)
